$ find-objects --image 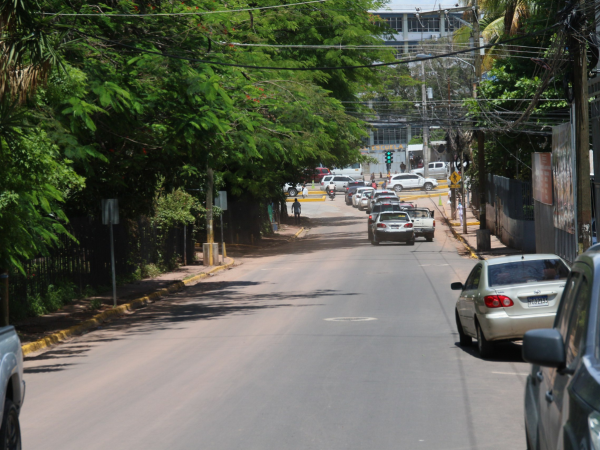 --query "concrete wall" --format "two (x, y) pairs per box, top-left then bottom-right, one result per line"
(486, 204), (536, 253)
